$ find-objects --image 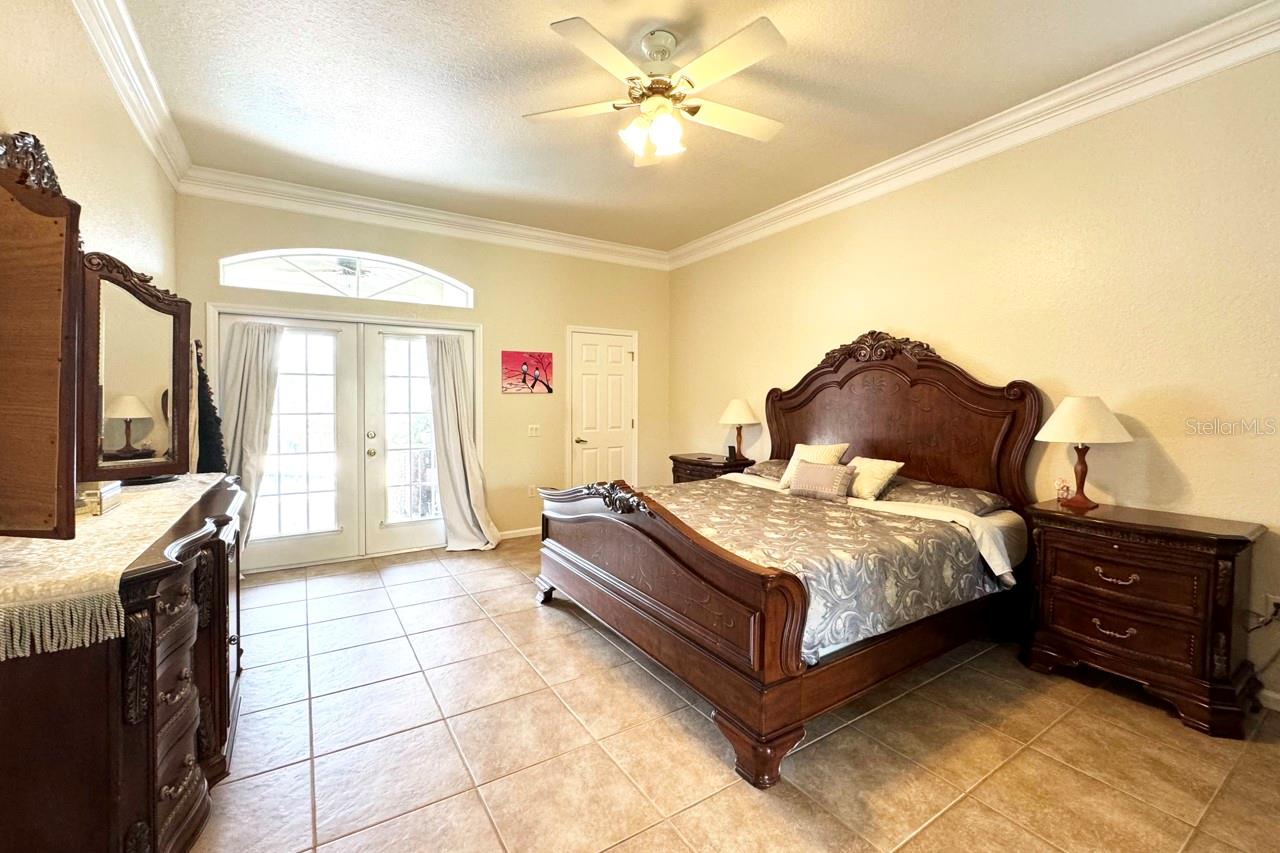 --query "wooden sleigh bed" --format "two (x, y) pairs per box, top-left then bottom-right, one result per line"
(536, 331), (1043, 788)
